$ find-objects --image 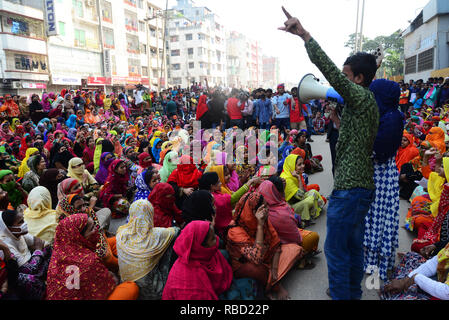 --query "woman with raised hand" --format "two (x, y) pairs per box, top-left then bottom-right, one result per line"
(226, 192), (303, 300)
